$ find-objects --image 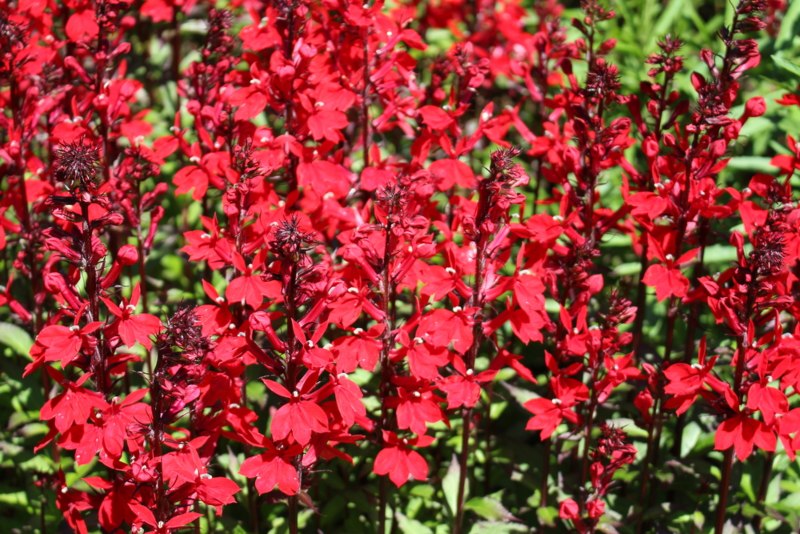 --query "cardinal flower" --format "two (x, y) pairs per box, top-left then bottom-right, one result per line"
(642, 247), (699, 302)
(239, 442), (302, 495)
(438, 356), (497, 409)
(27, 320), (103, 373)
(373, 432), (434, 487)
(103, 285), (163, 349)
(524, 377), (589, 439)
(263, 374), (329, 445)
(714, 413), (776, 461)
